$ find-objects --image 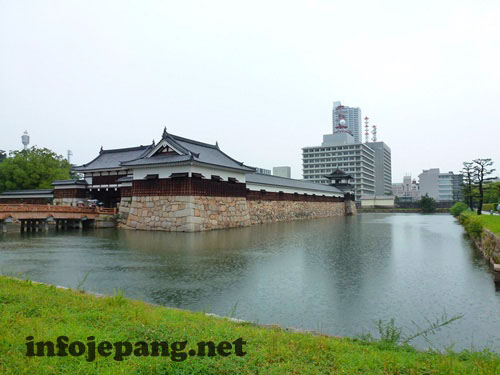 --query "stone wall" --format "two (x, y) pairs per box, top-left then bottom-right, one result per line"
(119, 193), (356, 232)
(121, 196), (250, 232)
(476, 229), (500, 268)
(247, 199), (347, 225)
(117, 197), (132, 221)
